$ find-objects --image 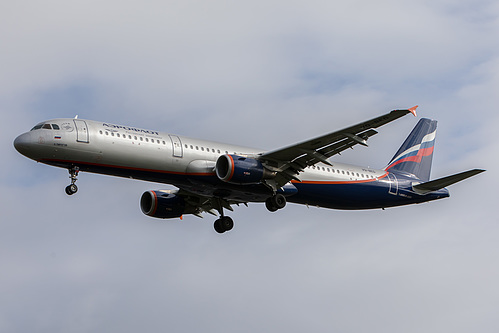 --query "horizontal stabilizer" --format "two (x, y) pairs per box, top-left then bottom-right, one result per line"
(413, 169), (485, 194)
